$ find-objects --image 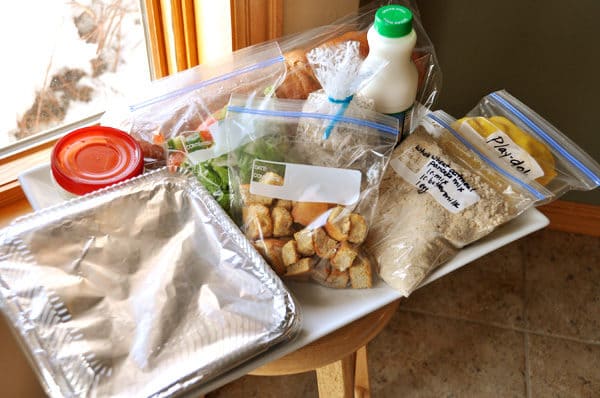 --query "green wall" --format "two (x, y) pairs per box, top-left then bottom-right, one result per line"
(416, 0), (600, 205)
